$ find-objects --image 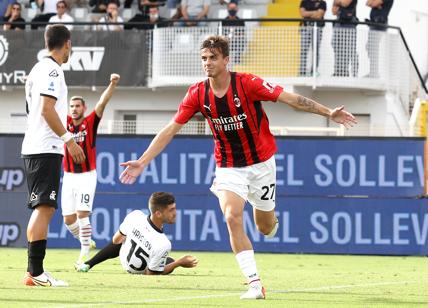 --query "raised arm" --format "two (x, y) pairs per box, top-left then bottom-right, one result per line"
(119, 120), (184, 184)
(277, 91), (357, 128)
(94, 73), (120, 118)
